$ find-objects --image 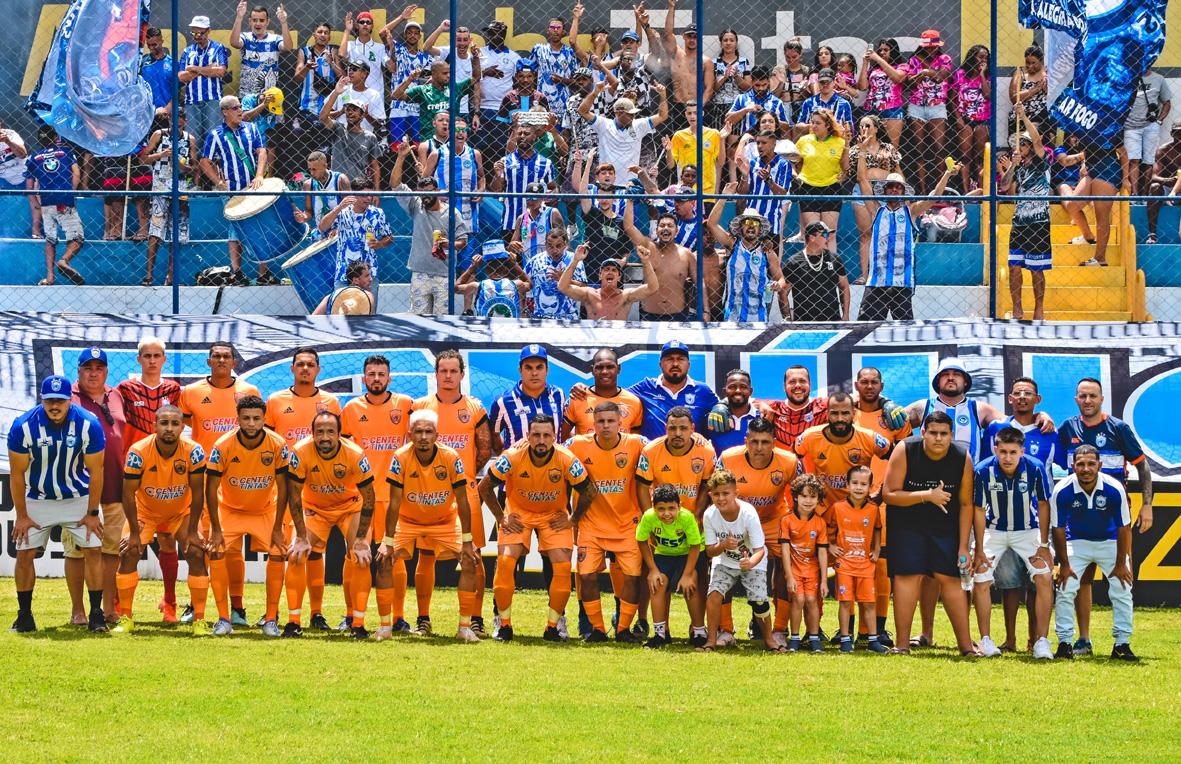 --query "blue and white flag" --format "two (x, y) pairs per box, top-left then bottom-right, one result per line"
(1018, 0), (1088, 36)
(26, 0), (154, 157)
